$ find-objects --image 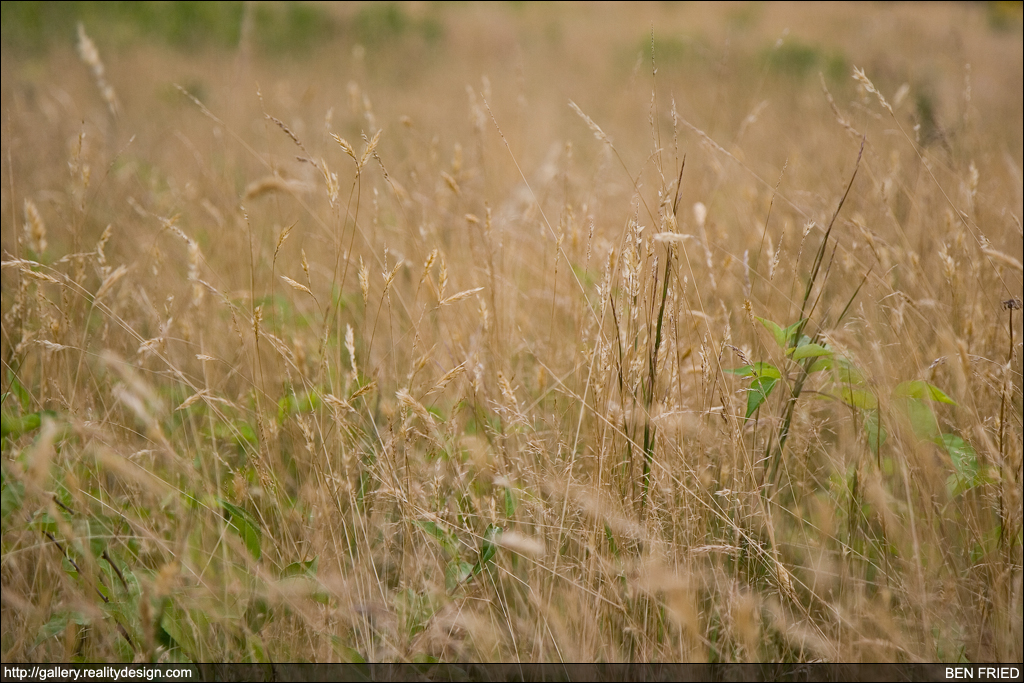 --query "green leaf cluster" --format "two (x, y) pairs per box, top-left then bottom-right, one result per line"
(731, 317), (978, 493)
(417, 520), (503, 592)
